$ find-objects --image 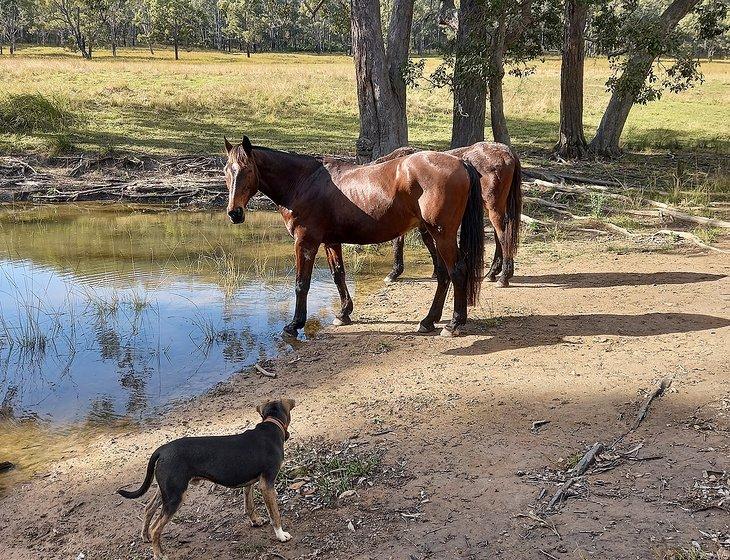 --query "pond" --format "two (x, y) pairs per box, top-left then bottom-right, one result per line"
(0, 204), (430, 487)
